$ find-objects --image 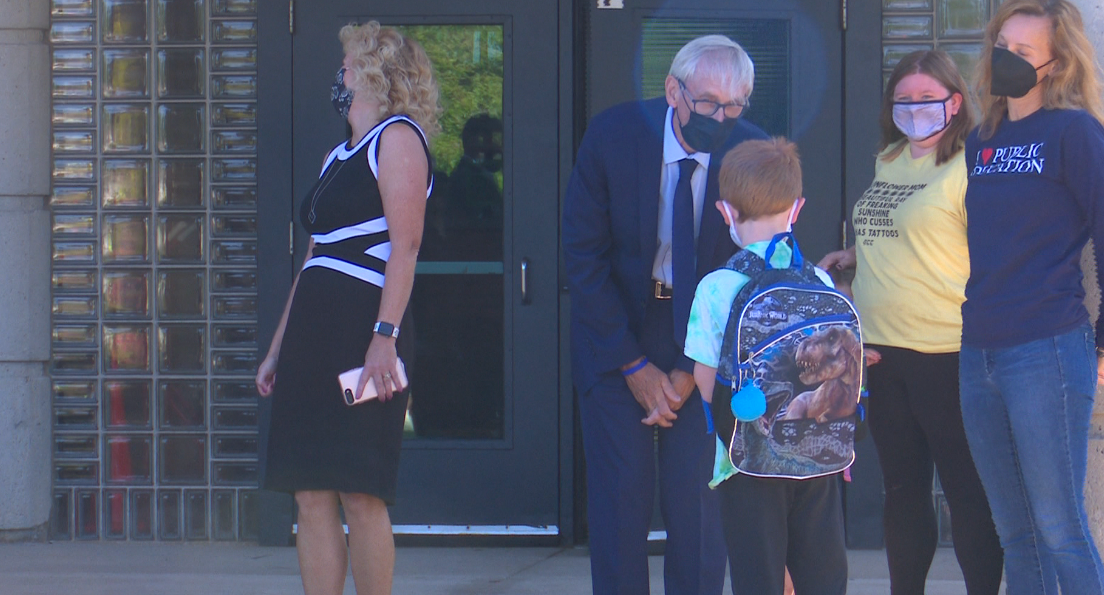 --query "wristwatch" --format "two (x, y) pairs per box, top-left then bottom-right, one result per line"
(373, 321), (400, 339)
